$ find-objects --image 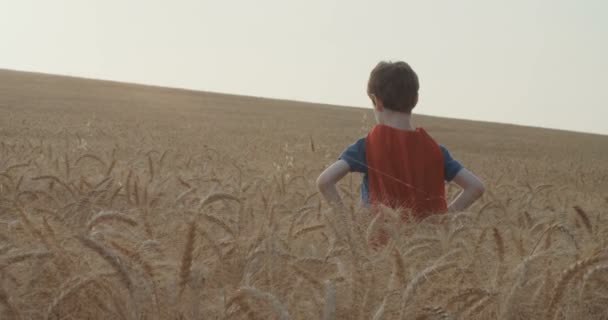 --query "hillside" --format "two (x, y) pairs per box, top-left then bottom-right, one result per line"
(0, 69), (607, 319)
(1, 69), (606, 193)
